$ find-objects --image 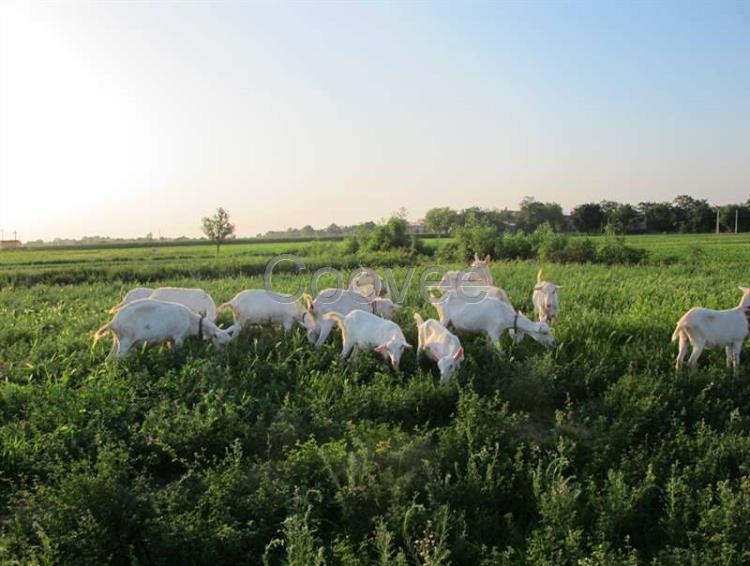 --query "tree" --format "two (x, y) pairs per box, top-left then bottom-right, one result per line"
(325, 223), (342, 235)
(201, 207), (235, 254)
(367, 216), (411, 251)
(719, 204), (750, 232)
(300, 225), (316, 237)
(672, 195), (714, 233)
(608, 203), (639, 234)
(518, 197), (566, 232)
(638, 202), (676, 233)
(570, 203), (604, 233)
(424, 207), (459, 234)
(599, 200), (621, 226)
